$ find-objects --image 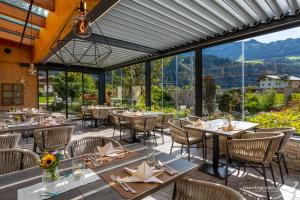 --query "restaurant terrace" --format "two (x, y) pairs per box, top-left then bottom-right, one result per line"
(1, 0), (300, 200)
